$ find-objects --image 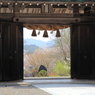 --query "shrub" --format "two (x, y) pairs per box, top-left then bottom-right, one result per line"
(38, 70), (48, 77)
(54, 61), (70, 76)
(32, 69), (38, 77)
